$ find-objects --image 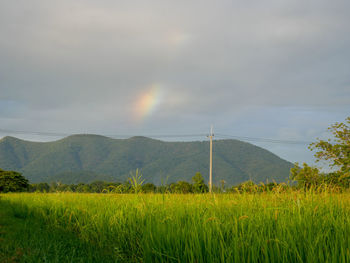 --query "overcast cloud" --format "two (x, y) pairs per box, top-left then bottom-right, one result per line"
(0, 0), (349, 165)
